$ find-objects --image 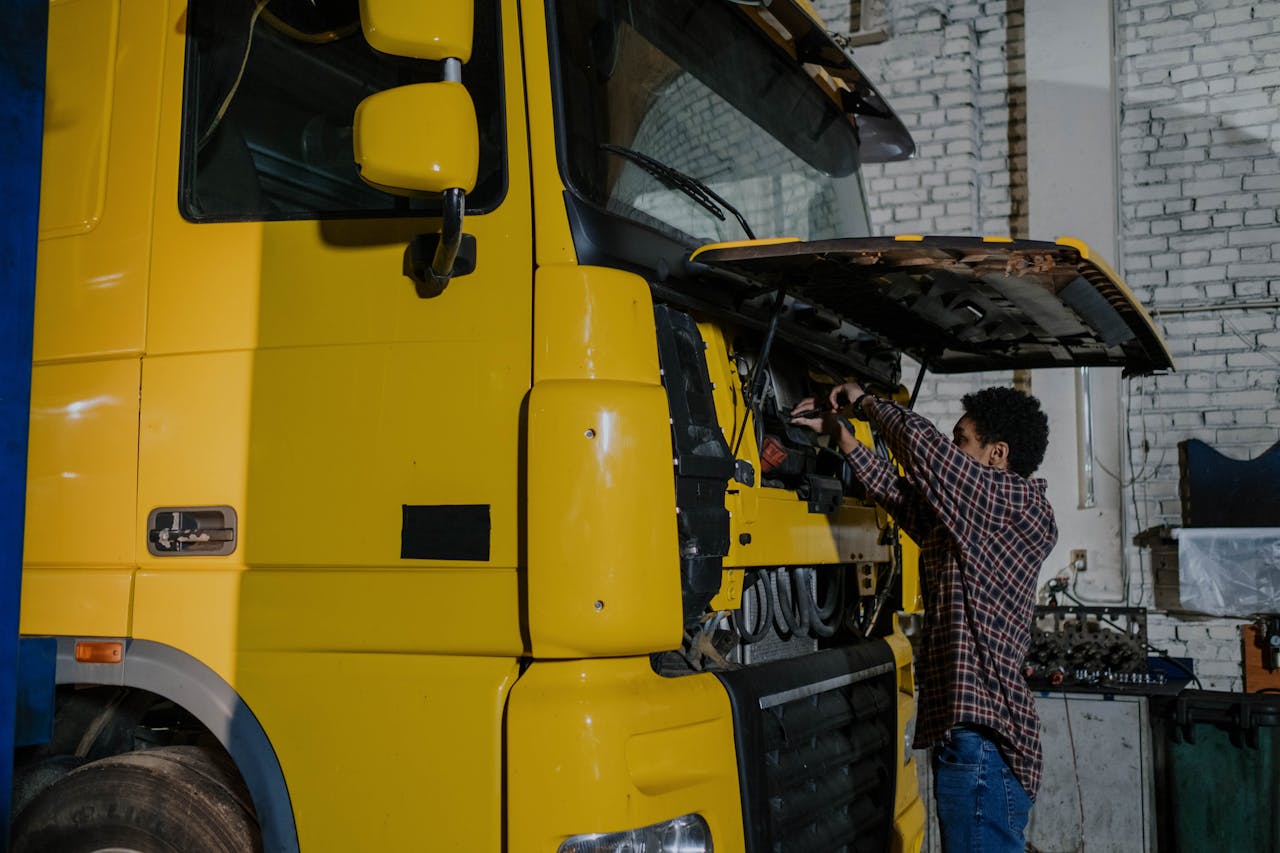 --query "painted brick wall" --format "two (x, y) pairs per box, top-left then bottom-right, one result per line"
(816, 0), (1029, 238)
(1114, 0), (1280, 691)
(820, 0), (1280, 691)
